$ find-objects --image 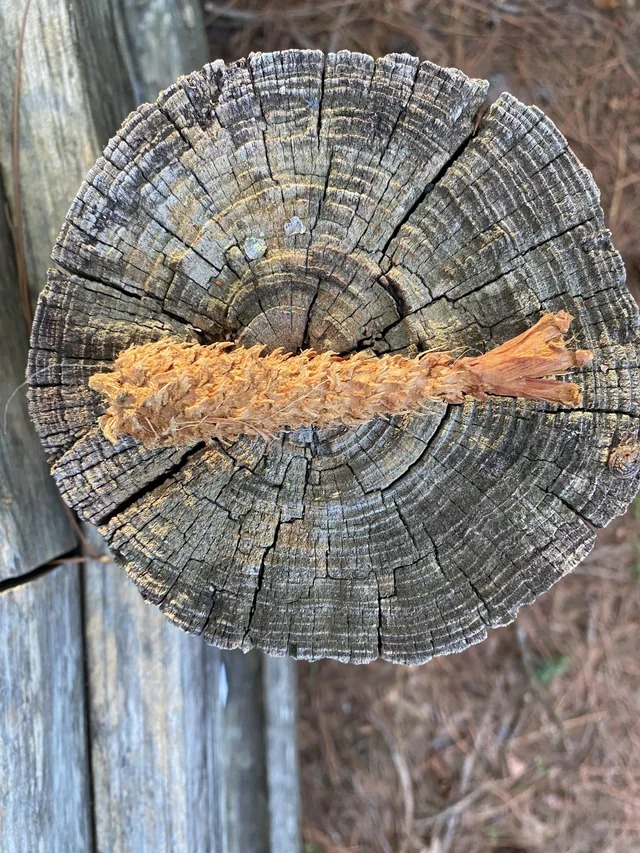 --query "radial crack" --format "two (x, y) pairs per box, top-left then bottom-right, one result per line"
(95, 442), (206, 526)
